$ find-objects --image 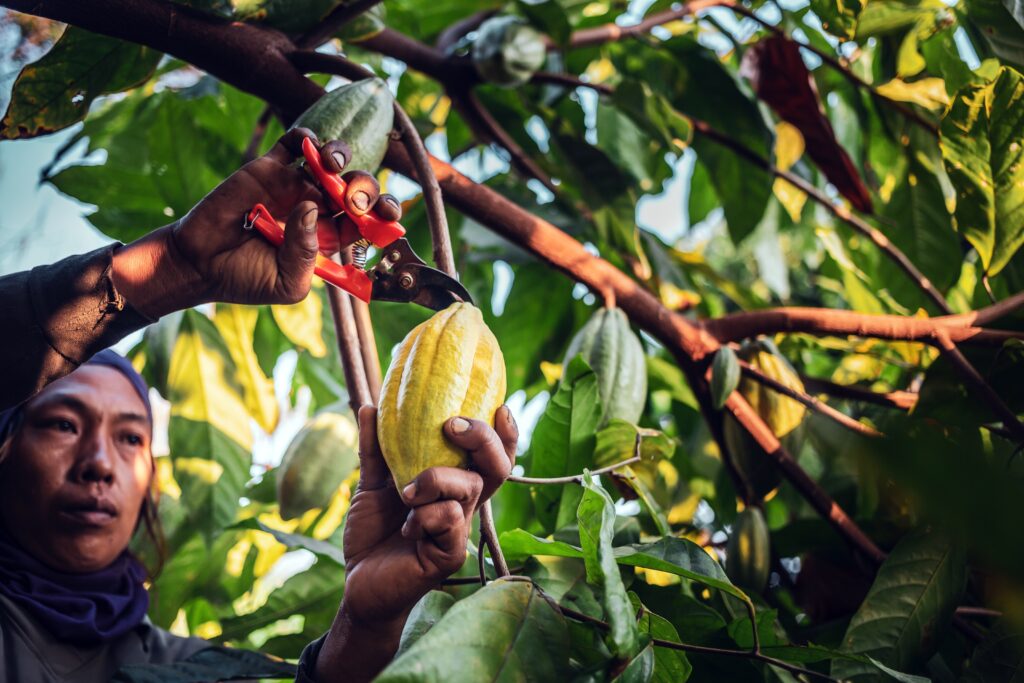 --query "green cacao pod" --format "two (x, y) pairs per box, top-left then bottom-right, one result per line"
(726, 507), (771, 591)
(563, 306), (647, 426)
(291, 78), (394, 174)
(471, 16), (547, 87)
(722, 339), (807, 498)
(276, 404), (360, 520)
(377, 303), (507, 491)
